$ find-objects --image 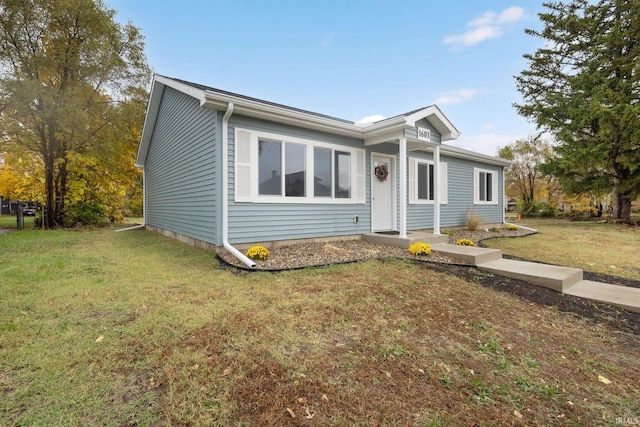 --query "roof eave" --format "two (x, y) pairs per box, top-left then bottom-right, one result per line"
(440, 144), (511, 166)
(201, 91), (366, 139)
(405, 105), (461, 141)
